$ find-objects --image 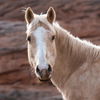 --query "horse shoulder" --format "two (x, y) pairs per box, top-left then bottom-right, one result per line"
(63, 61), (100, 100)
